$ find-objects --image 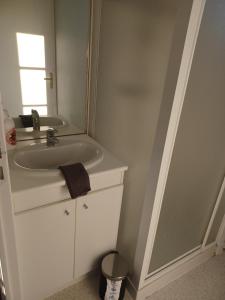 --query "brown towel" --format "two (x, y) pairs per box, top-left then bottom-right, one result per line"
(59, 163), (91, 199)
